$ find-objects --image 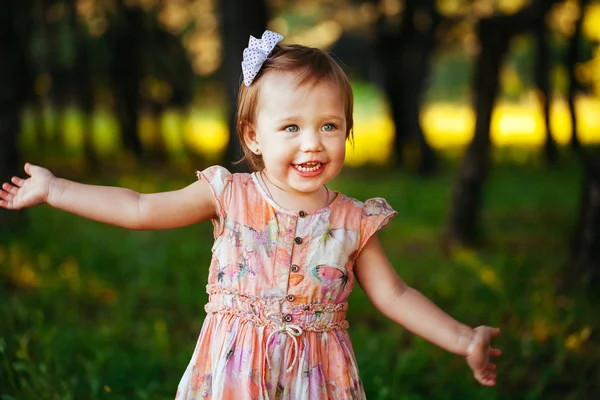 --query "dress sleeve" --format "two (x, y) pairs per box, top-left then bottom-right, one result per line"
(358, 197), (397, 253)
(196, 165), (233, 237)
